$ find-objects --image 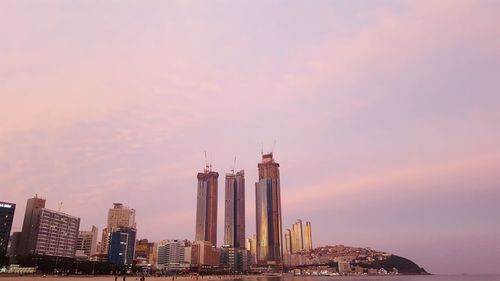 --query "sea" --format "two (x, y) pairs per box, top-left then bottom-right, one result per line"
(233, 276), (500, 281)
